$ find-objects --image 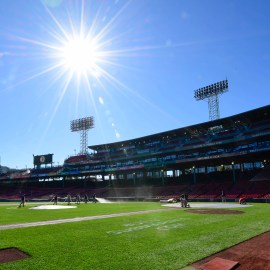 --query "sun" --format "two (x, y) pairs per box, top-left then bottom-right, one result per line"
(60, 36), (100, 76)
(11, 1), (143, 94)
